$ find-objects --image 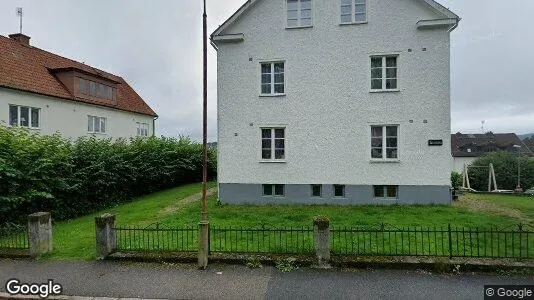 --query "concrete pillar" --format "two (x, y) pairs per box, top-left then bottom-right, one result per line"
(28, 212), (53, 257)
(95, 213), (116, 259)
(198, 221), (210, 269)
(313, 216), (331, 268)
